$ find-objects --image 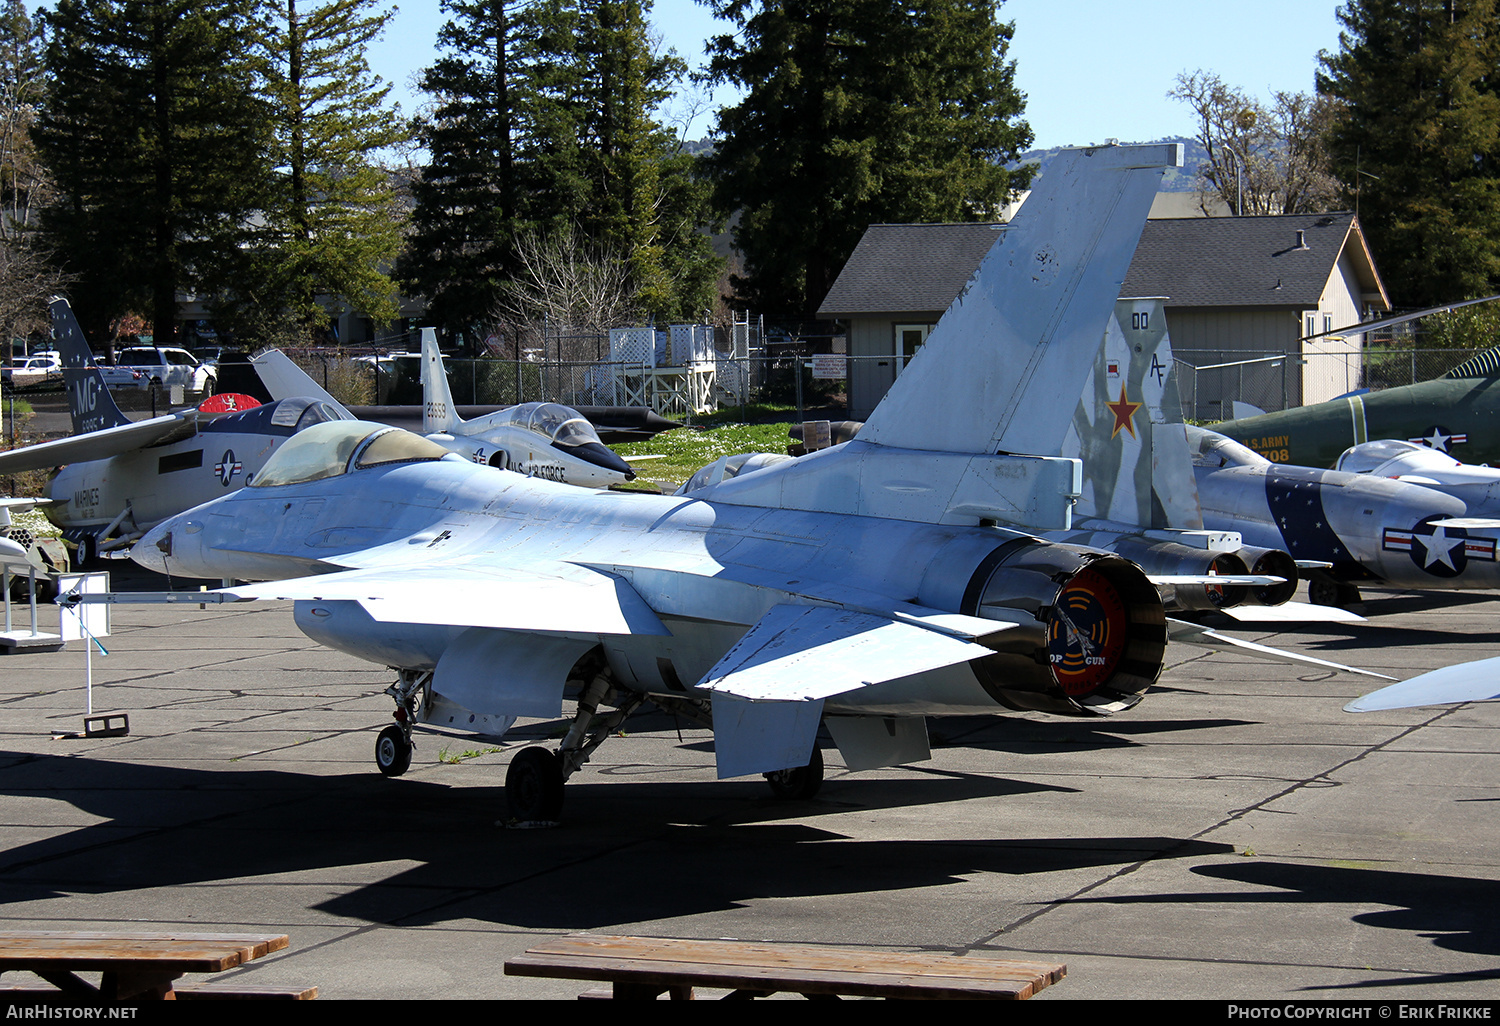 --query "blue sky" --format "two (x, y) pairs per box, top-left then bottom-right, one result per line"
(370, 0), (1347, 149)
